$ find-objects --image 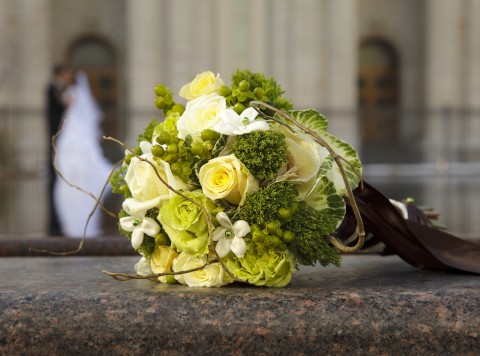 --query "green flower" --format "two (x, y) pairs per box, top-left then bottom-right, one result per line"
(224, 239), (296, 287)
(158, 190), (219, 256)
